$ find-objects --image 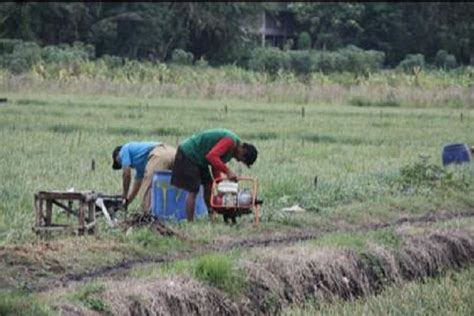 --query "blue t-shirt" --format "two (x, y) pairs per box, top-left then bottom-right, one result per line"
(119, 142), (160, 179)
